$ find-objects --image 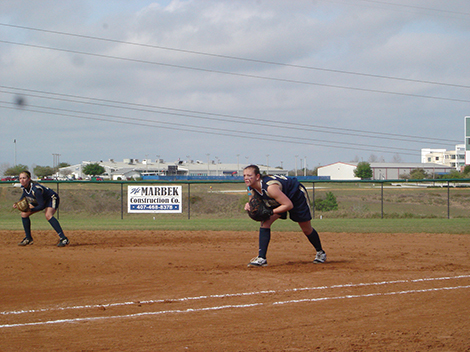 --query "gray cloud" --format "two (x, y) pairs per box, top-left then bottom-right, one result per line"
(0, 0), (468, 171)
